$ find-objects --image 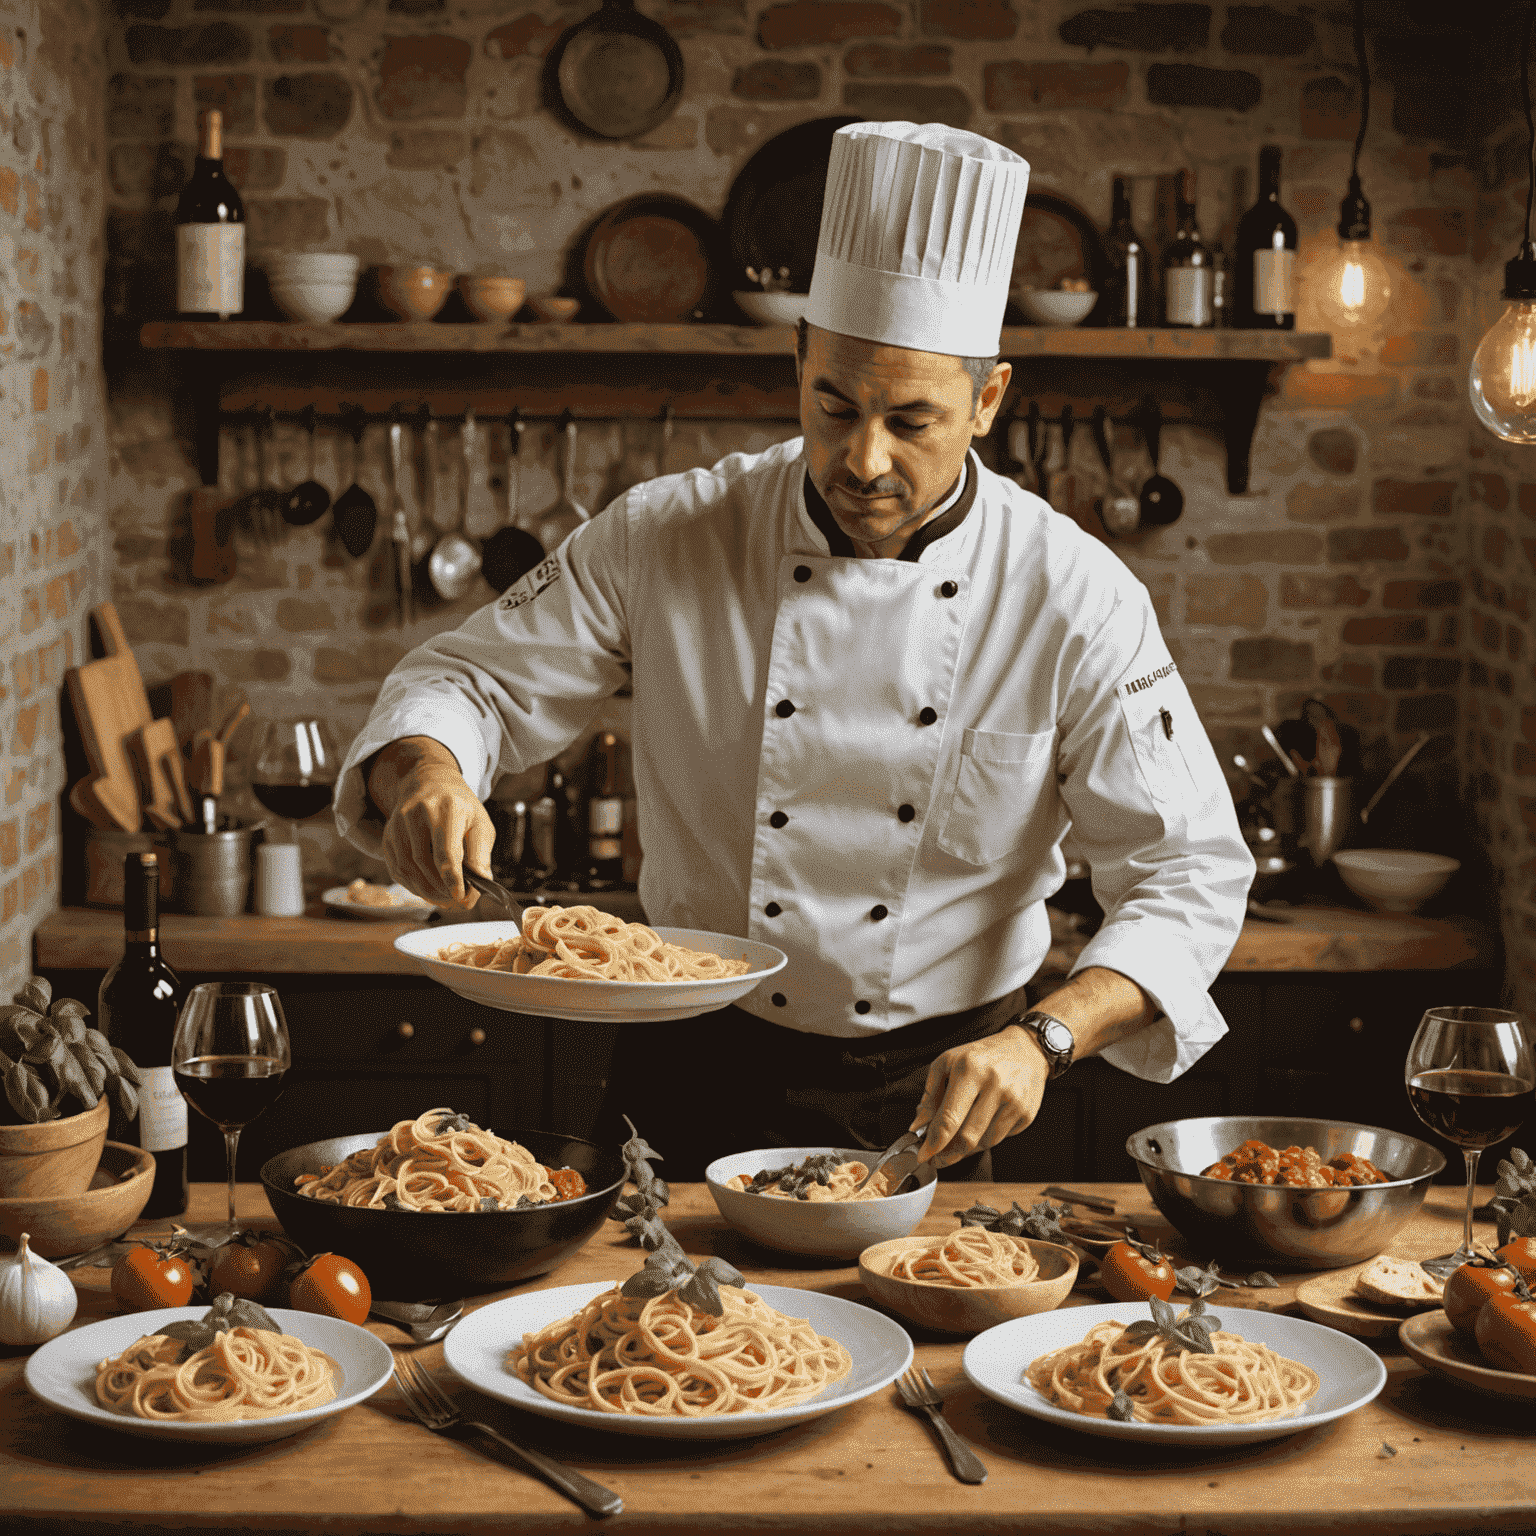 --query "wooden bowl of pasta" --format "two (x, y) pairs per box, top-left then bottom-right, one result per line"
(858, 1231), (1079, 1336)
